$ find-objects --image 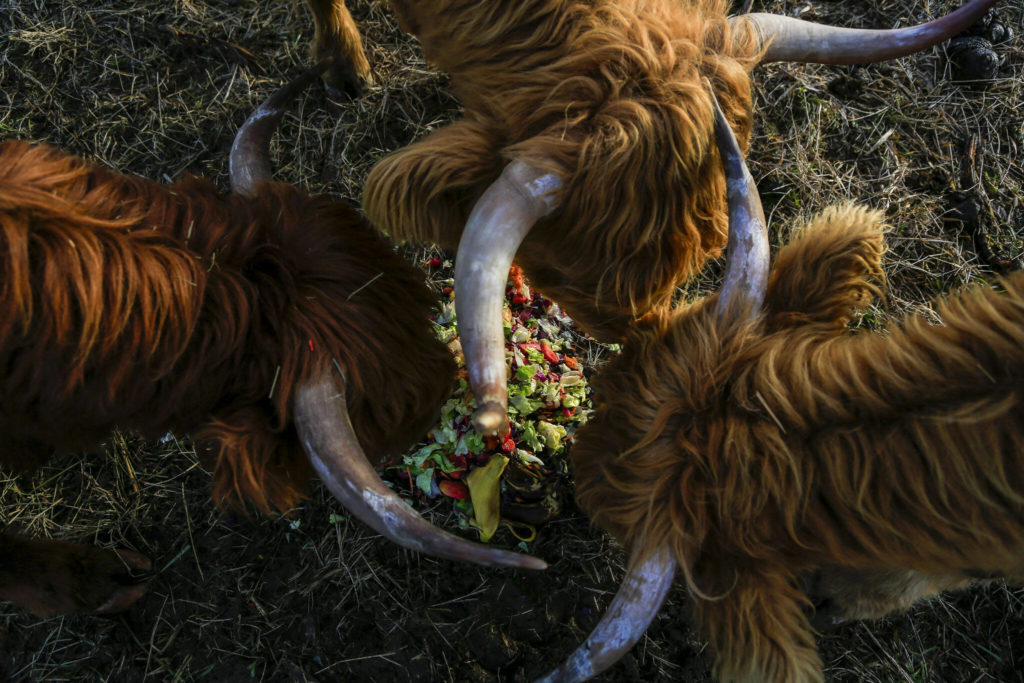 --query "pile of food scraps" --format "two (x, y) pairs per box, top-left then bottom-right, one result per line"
(393, 263), (600, 542)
